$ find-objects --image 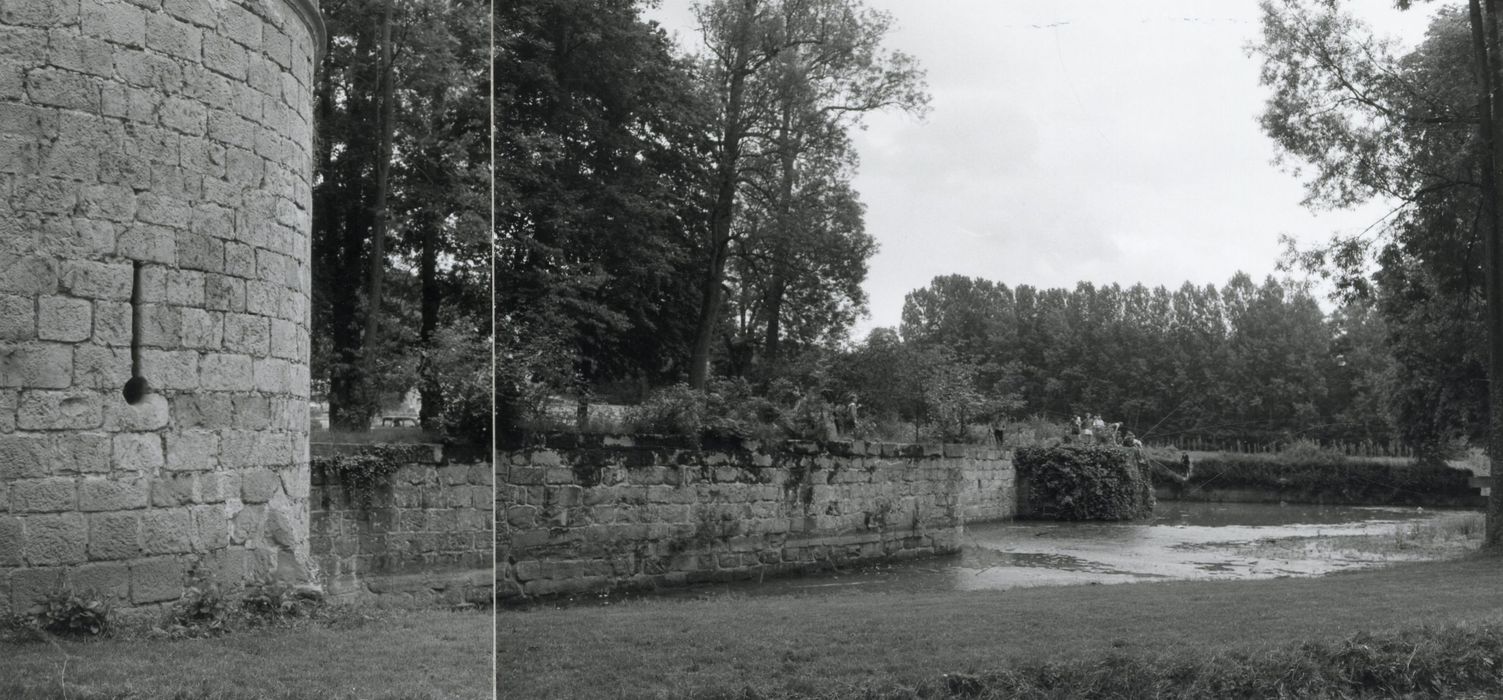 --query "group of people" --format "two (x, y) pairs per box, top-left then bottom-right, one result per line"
(1068, 413), (1143, 448)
